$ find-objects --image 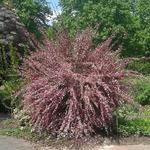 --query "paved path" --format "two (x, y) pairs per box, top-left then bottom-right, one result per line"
(0, 135), (150, 150)
(0, 136), (36, 150)
(93, 145), (150, 150)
